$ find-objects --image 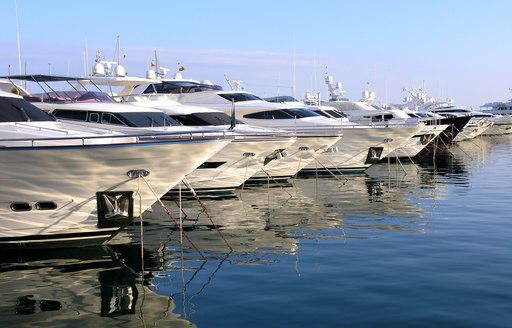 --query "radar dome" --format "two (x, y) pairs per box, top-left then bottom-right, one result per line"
(92, 62), (105, 76)
(146, 69), (156, 79)
(114, 65), (126, 77)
